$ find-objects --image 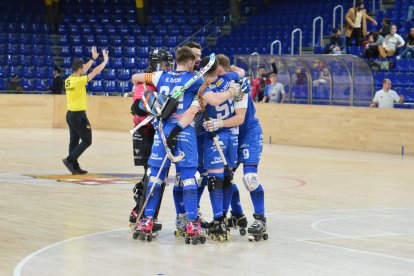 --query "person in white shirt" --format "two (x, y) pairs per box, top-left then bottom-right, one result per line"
(378, 25), (405, 58)
(370, 78), (404, 108)
(262, 73), (285, 103)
